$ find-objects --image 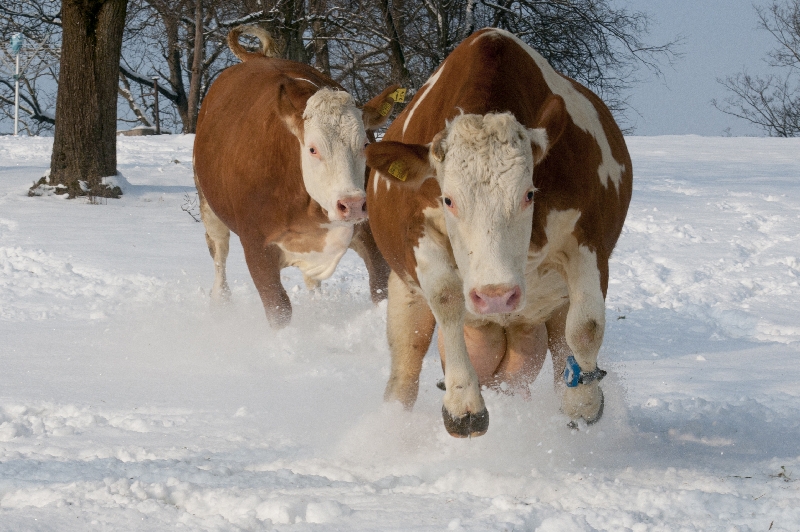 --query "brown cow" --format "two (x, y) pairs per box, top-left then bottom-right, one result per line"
(365, 28), (633, 437)
(194, 26), (397, 327)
